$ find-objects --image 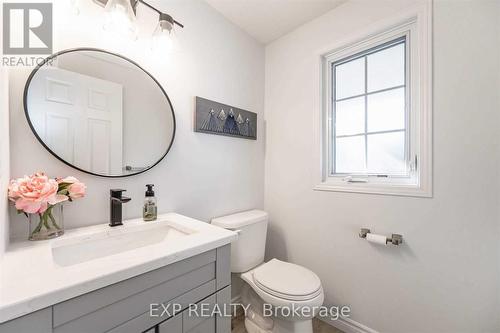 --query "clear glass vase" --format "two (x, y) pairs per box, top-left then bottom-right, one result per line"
(28, 205), (65, 241)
